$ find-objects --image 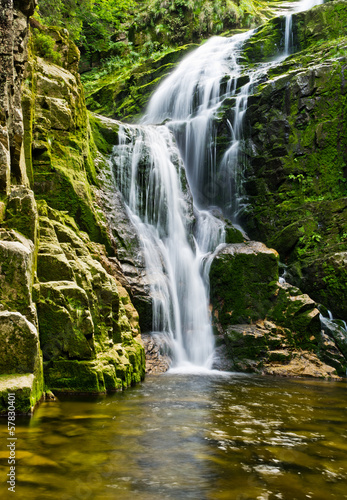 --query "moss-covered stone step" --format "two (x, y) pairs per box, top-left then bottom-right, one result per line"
(0, 374), (43, 415)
